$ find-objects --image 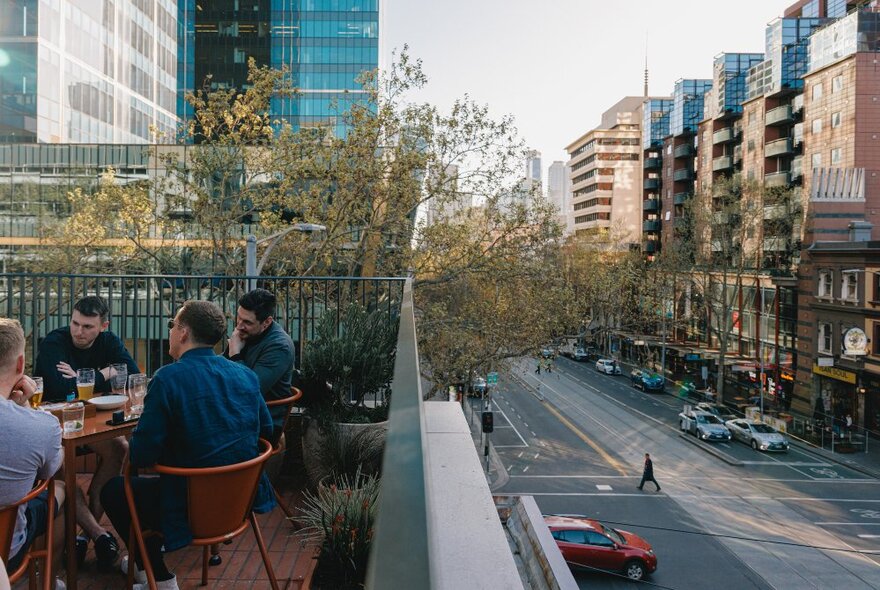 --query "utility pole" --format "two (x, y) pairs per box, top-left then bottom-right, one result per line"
(759, 285), (765, 418)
